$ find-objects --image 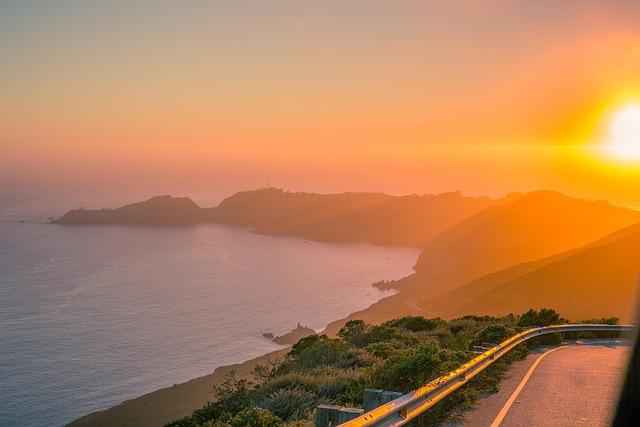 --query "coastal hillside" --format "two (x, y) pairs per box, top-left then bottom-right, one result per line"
(211, 189), (517, 246)
(419, 222), (640, 321)
(402, 190), (640, 296)
(206, 188), (392, 227)
(322, 202), (640, 335)
(54, 188), (511, 247)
